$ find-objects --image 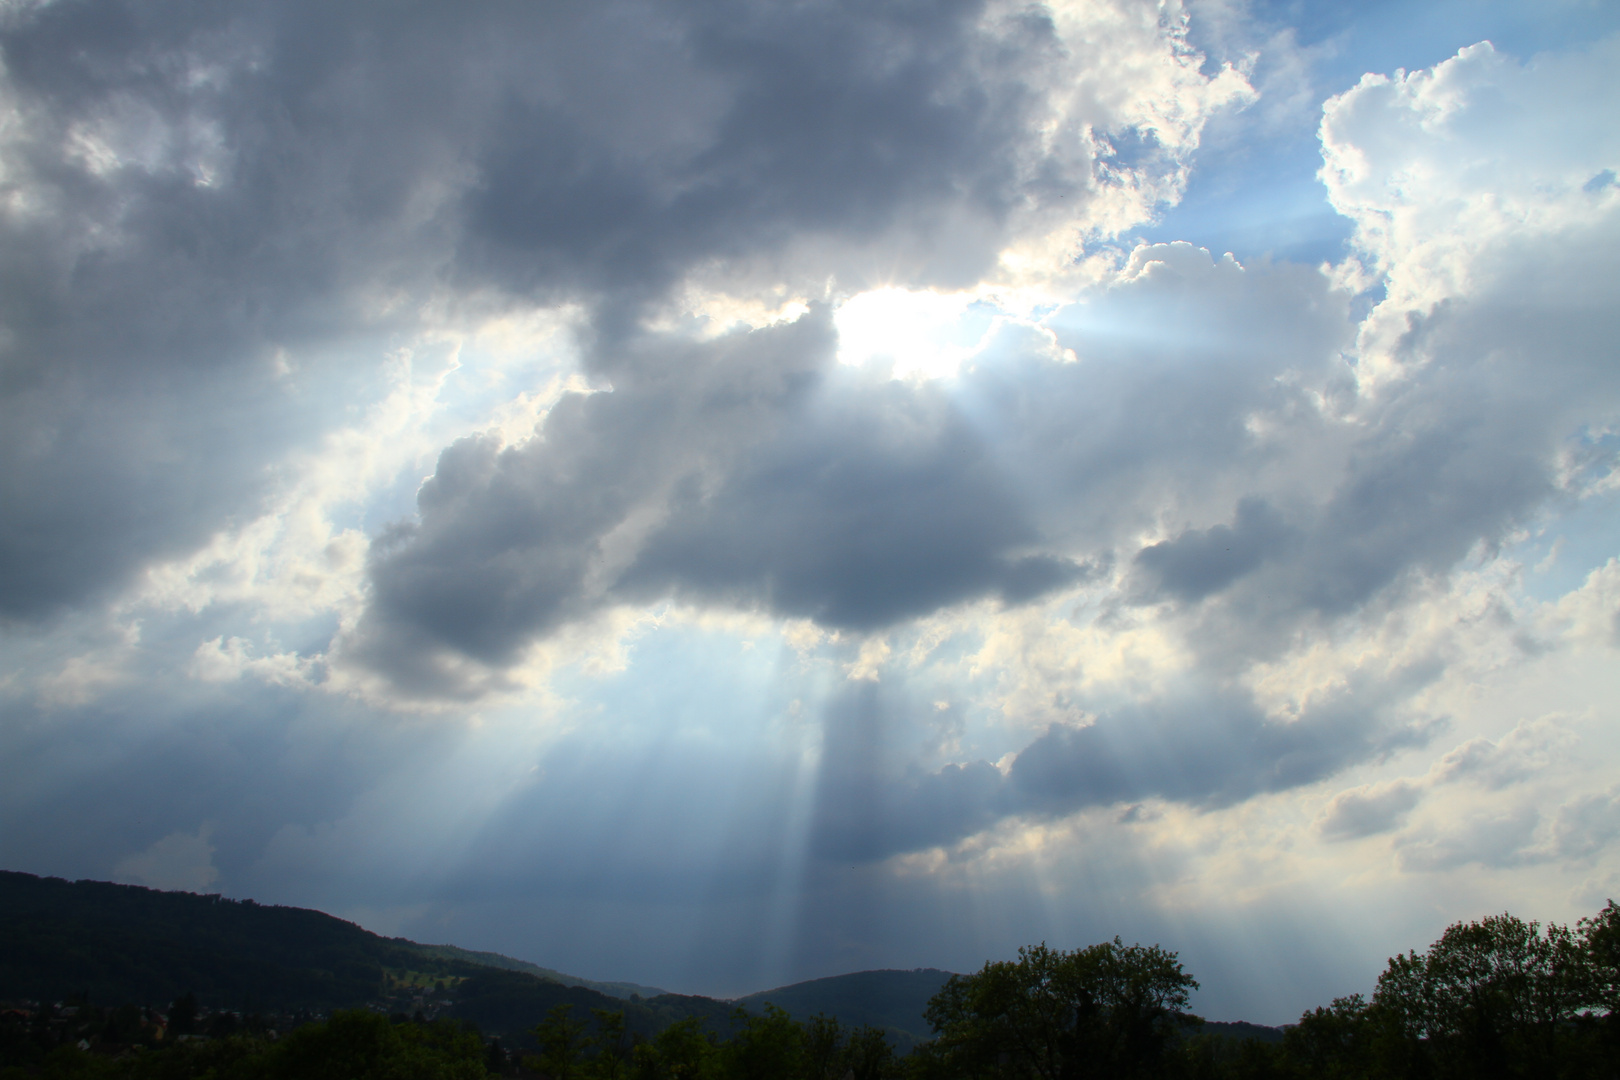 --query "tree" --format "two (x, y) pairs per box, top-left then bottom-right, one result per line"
(590, 1008), (632, 1080)
(922, 938), (1199, 1080)
(1576, 900), (1620, 1068)
(532, 1004), (590, 1080)
(1579, 899), (1620, 1014)
(725, 1005), (805, 1080)
(1278, 993), (1418, 1080)
(631, 1016), (718, 1080)
(1372, 912), (1586, 1078)
(266, 1010), (486, 1080)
